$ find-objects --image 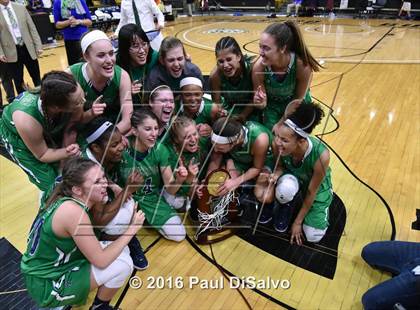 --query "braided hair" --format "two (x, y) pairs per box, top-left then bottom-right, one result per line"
(215, 36), (246, 73)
